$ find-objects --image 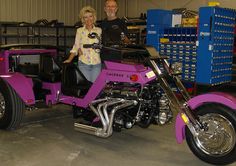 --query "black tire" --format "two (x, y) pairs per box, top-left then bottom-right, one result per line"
(186, 104), (236, 165)
(0, 78), (25, 130)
